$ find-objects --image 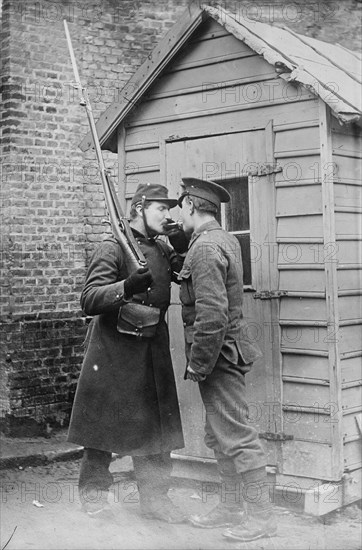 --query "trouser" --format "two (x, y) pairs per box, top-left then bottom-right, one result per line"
(199, 357), (267, 474)
(198, 356), (268, 509)
(78, 448), (172, 505)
